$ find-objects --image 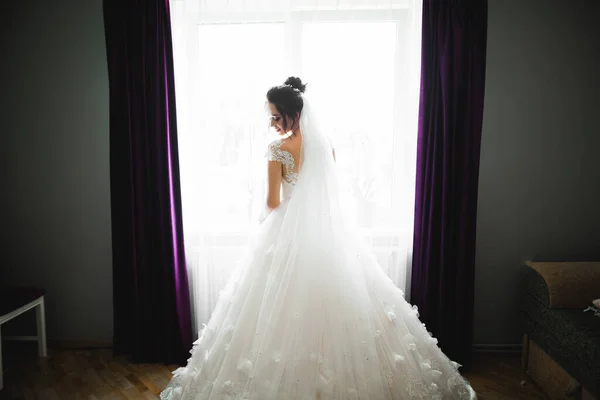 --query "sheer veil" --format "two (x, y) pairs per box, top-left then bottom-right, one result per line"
(160, 93), (476, 399)
(258, 93), (362, 287)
